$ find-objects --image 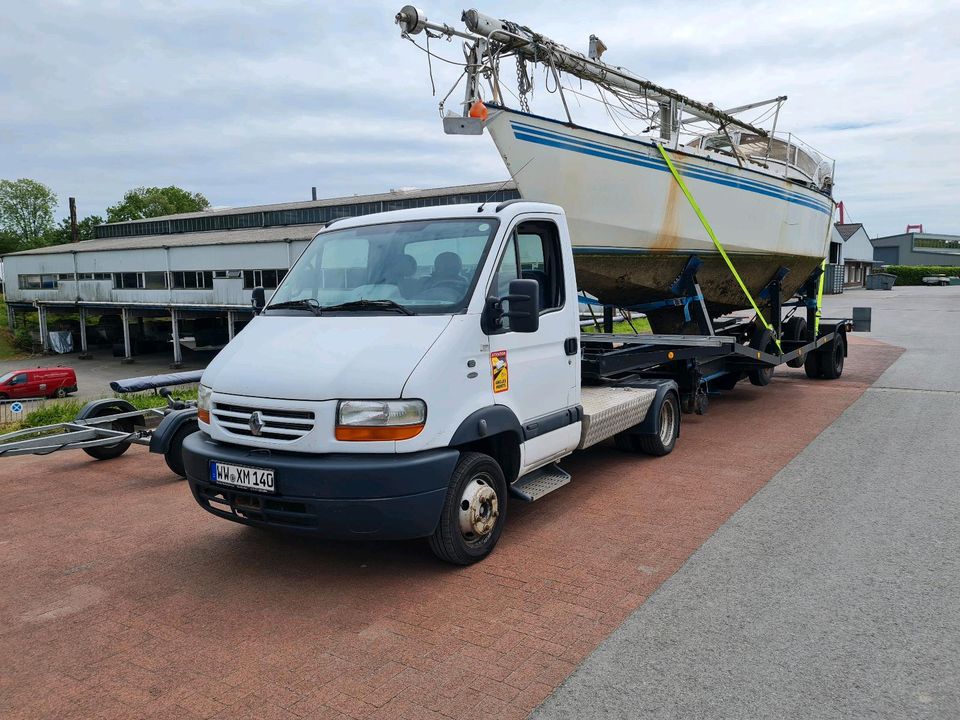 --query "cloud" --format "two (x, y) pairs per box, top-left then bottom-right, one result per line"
(1, 0), (957, 236)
